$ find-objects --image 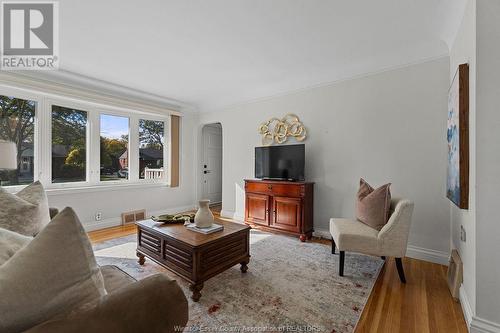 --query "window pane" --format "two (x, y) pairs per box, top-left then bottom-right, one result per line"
(0, 95), (36, 186)
(100, 114), (129, 181)
(139, 119), (164, 179)
(52, 105), (87, 183)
